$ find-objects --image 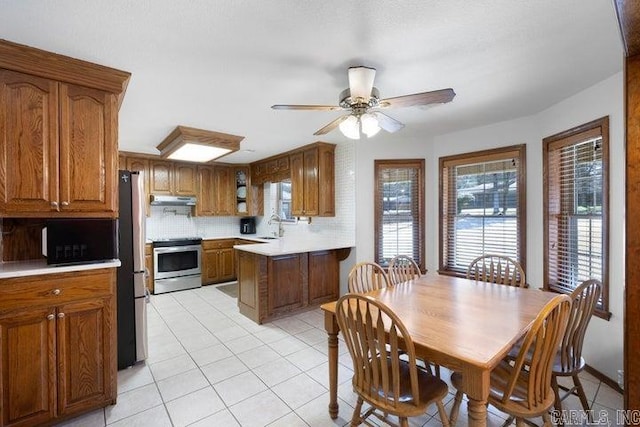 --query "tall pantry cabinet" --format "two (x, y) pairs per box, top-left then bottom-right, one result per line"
(0, 39), (129, 427)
